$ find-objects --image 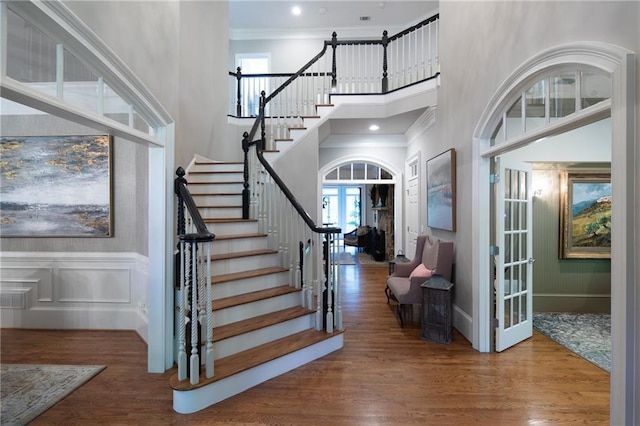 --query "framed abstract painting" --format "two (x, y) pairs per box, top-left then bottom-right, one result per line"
(426, 148), (456, 232)
(0, 135), (113, 237)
